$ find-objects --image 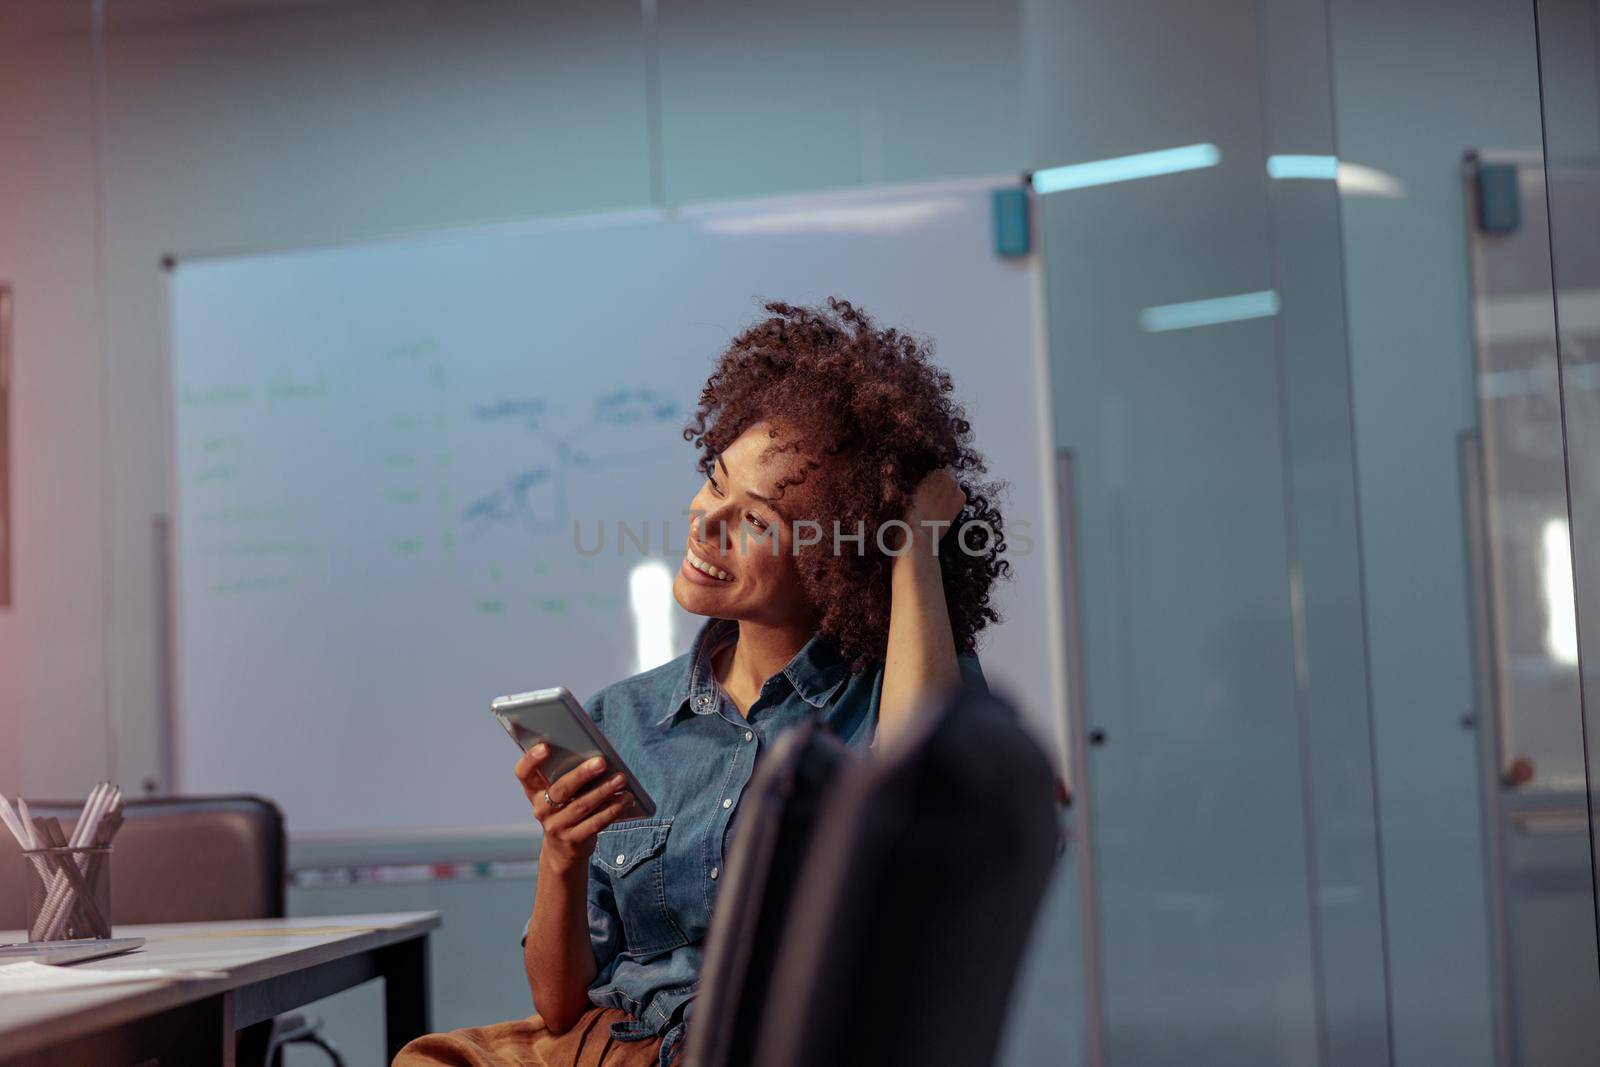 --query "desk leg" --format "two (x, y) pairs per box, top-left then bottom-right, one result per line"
(234, 1016), (274, 1067)
(380, 936), (432, 1060)
(6, 994), (234, 1067)
(150, 992), (231, 1067)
